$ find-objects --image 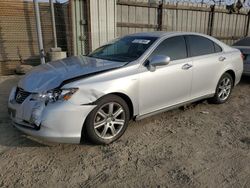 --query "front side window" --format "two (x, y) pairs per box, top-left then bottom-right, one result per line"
(186, 35), (222, 57)
(88, 36), (157, 62)
(149, 36), (187, 61)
